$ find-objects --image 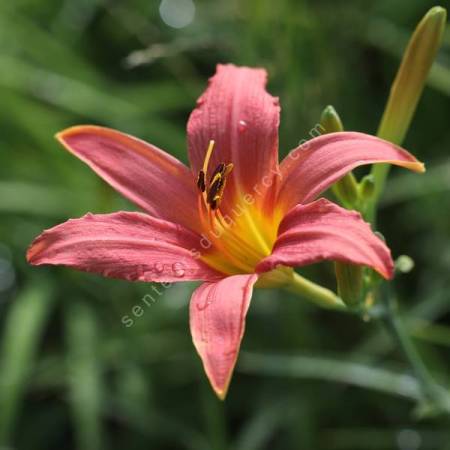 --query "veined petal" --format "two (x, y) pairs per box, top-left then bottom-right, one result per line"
(187, 64), (280, 211)
(277, 131), (425, 211)
(57, 126), (199, 231)
(256, 199), (394, 279)
(189, 274), (258, 399)
(27, 212), (221, 282)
